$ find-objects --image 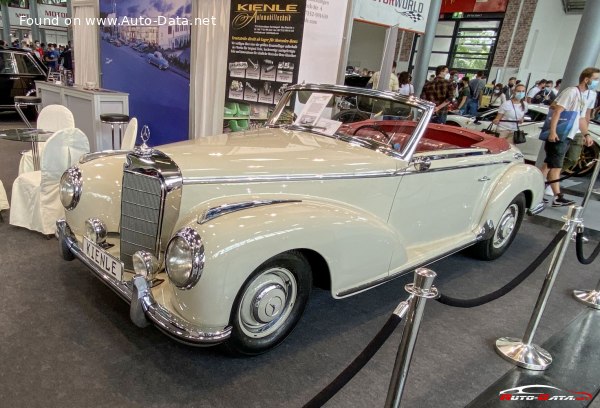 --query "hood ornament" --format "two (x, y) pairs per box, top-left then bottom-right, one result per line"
(135, 125), (154, 156)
